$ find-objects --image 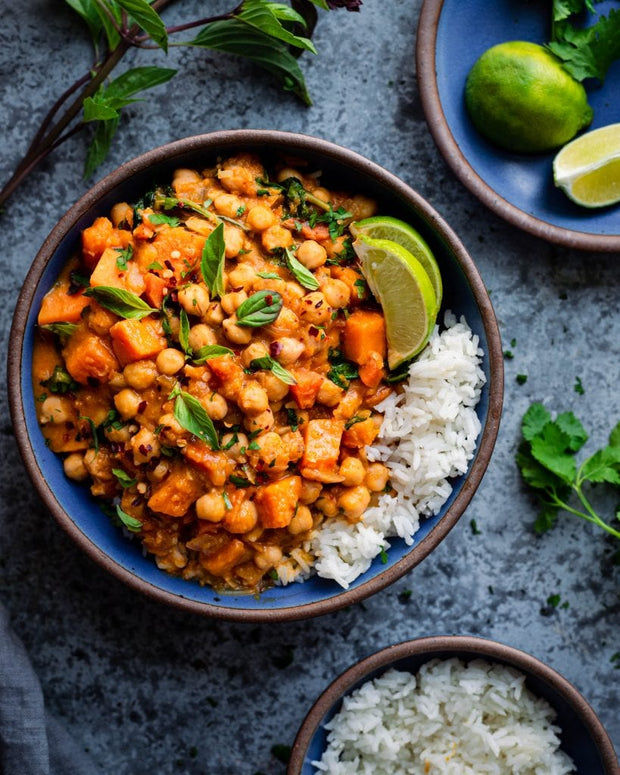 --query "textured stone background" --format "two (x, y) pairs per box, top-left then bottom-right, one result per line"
(0, 1), (618, 773)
